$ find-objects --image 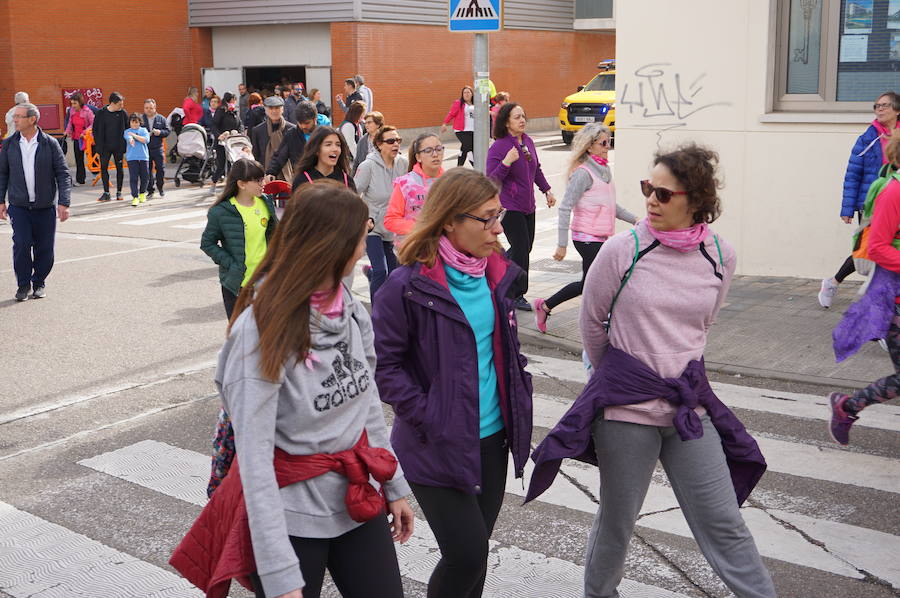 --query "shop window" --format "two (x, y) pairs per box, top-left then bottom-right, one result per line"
(575, 0), (613, 19)
(775, 0), (900, 112)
